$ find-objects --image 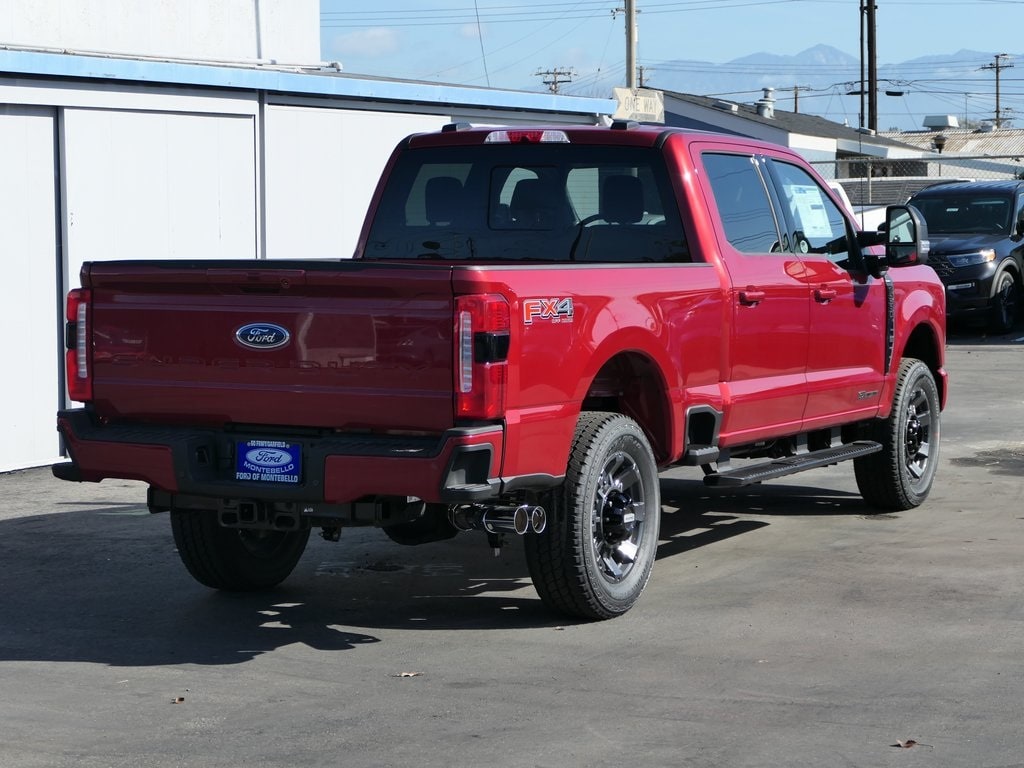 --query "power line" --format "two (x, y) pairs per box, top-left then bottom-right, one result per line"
(472, 0), (491, 86)
(320, 1), (1024, 129)
(319, 0), (854, 28)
